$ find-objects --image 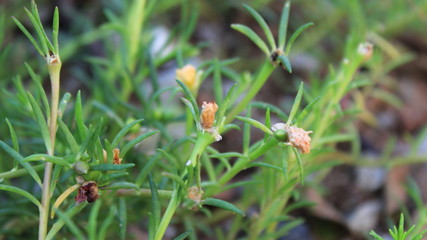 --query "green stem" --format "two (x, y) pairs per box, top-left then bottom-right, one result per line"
(226, 61), (275, 124)
(155, 189), (180, 240)
(115, 188), (173, 198)
(217, 138), (279, 188)
(39, 56), (61, 240)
